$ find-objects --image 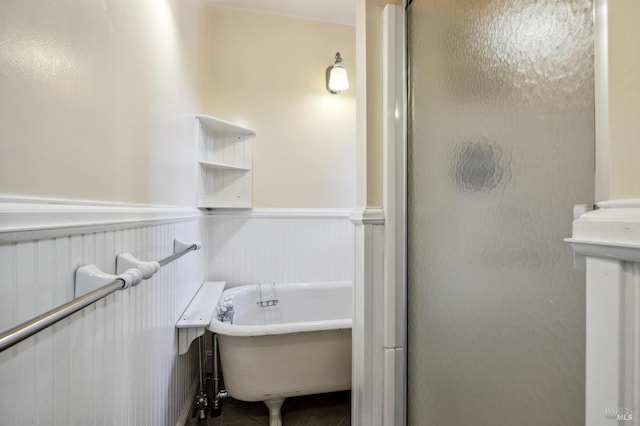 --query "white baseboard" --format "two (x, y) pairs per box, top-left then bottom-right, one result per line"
(176, 379), (200, 426)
